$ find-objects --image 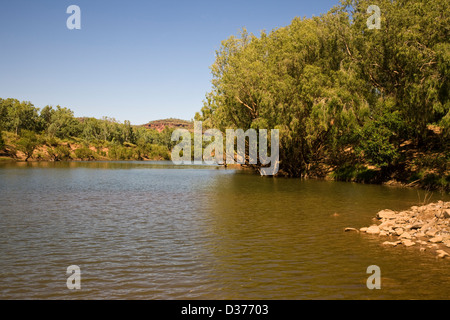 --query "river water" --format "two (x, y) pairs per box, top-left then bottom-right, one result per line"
(0, 161), (449, 300)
